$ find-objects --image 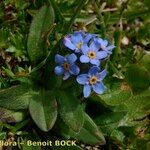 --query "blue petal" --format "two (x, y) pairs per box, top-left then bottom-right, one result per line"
(104, 45), (116, 51)
(71, 33), (83, 44)
(80, 55), (90, 63)
(94, 38), (103, 49)
(55, 54), (65, 64)
(89, 66), (100, 75)
(97, 51), (107, 59)
(93, 42), (101, 50)
(66, 53), (77, 64)
(63, 37), (76, 50)
(97, 69), (107, 81)
(84, 33), (96, 43)
(106, 50), (112, 54)
(93, 82), (105, 94)
(95, 37), (103, 43)
(89, 41), (99, 52)
(84, 34), (92, 43)
(101, 40), (108, 47)
(76, 74), (88, 85)
(81, 44), (89, 55)
(69, 64), (80, 75)
(90, 59), (100, 66)
(83, 84), (91, 98)
(63, 72), (70, 80)
(54, 66), (64, 75)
